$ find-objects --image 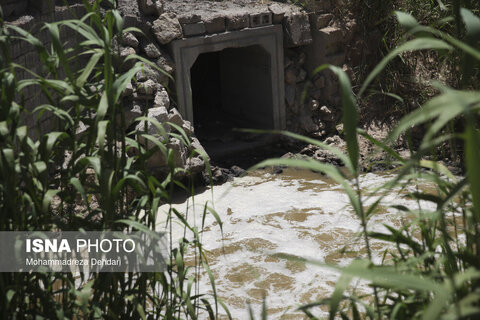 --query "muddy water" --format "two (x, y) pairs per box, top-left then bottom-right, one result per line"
(156, 168), (436, 319)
